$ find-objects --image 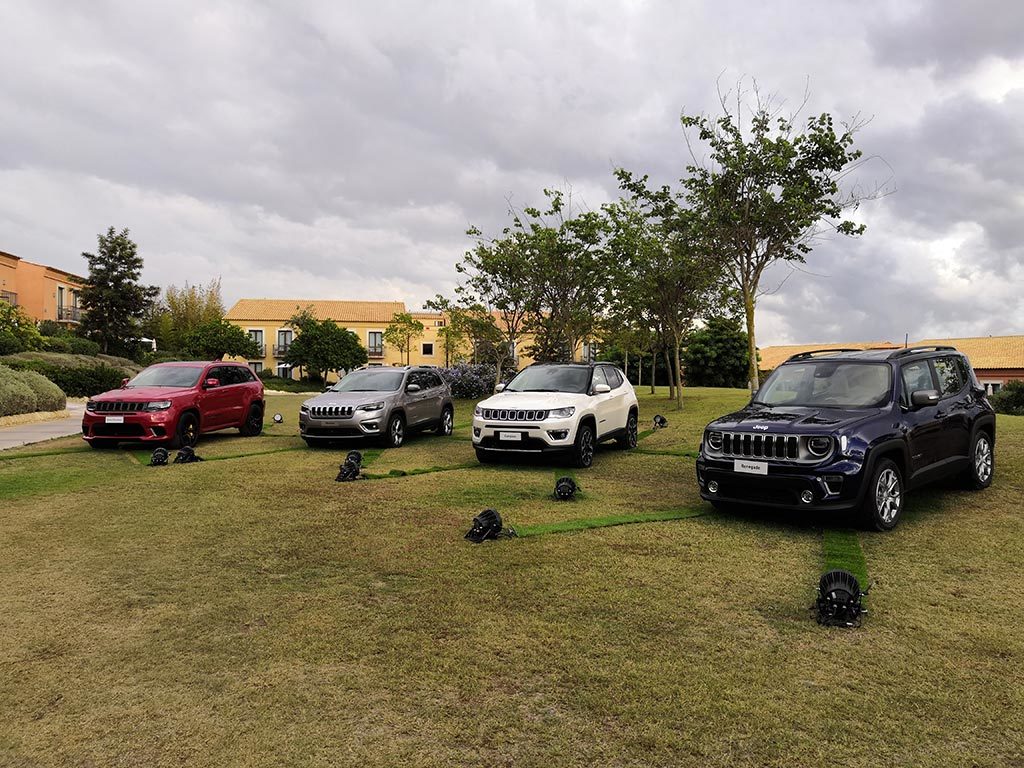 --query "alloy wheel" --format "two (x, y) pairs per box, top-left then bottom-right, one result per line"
(975, 436), (992, 483)
(441, 409), (453, 435)
(875, 467), (901, 524)
(580, 428), (594, 466)
(391, 418), (404, 447)
(627, 415), (638, 448)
